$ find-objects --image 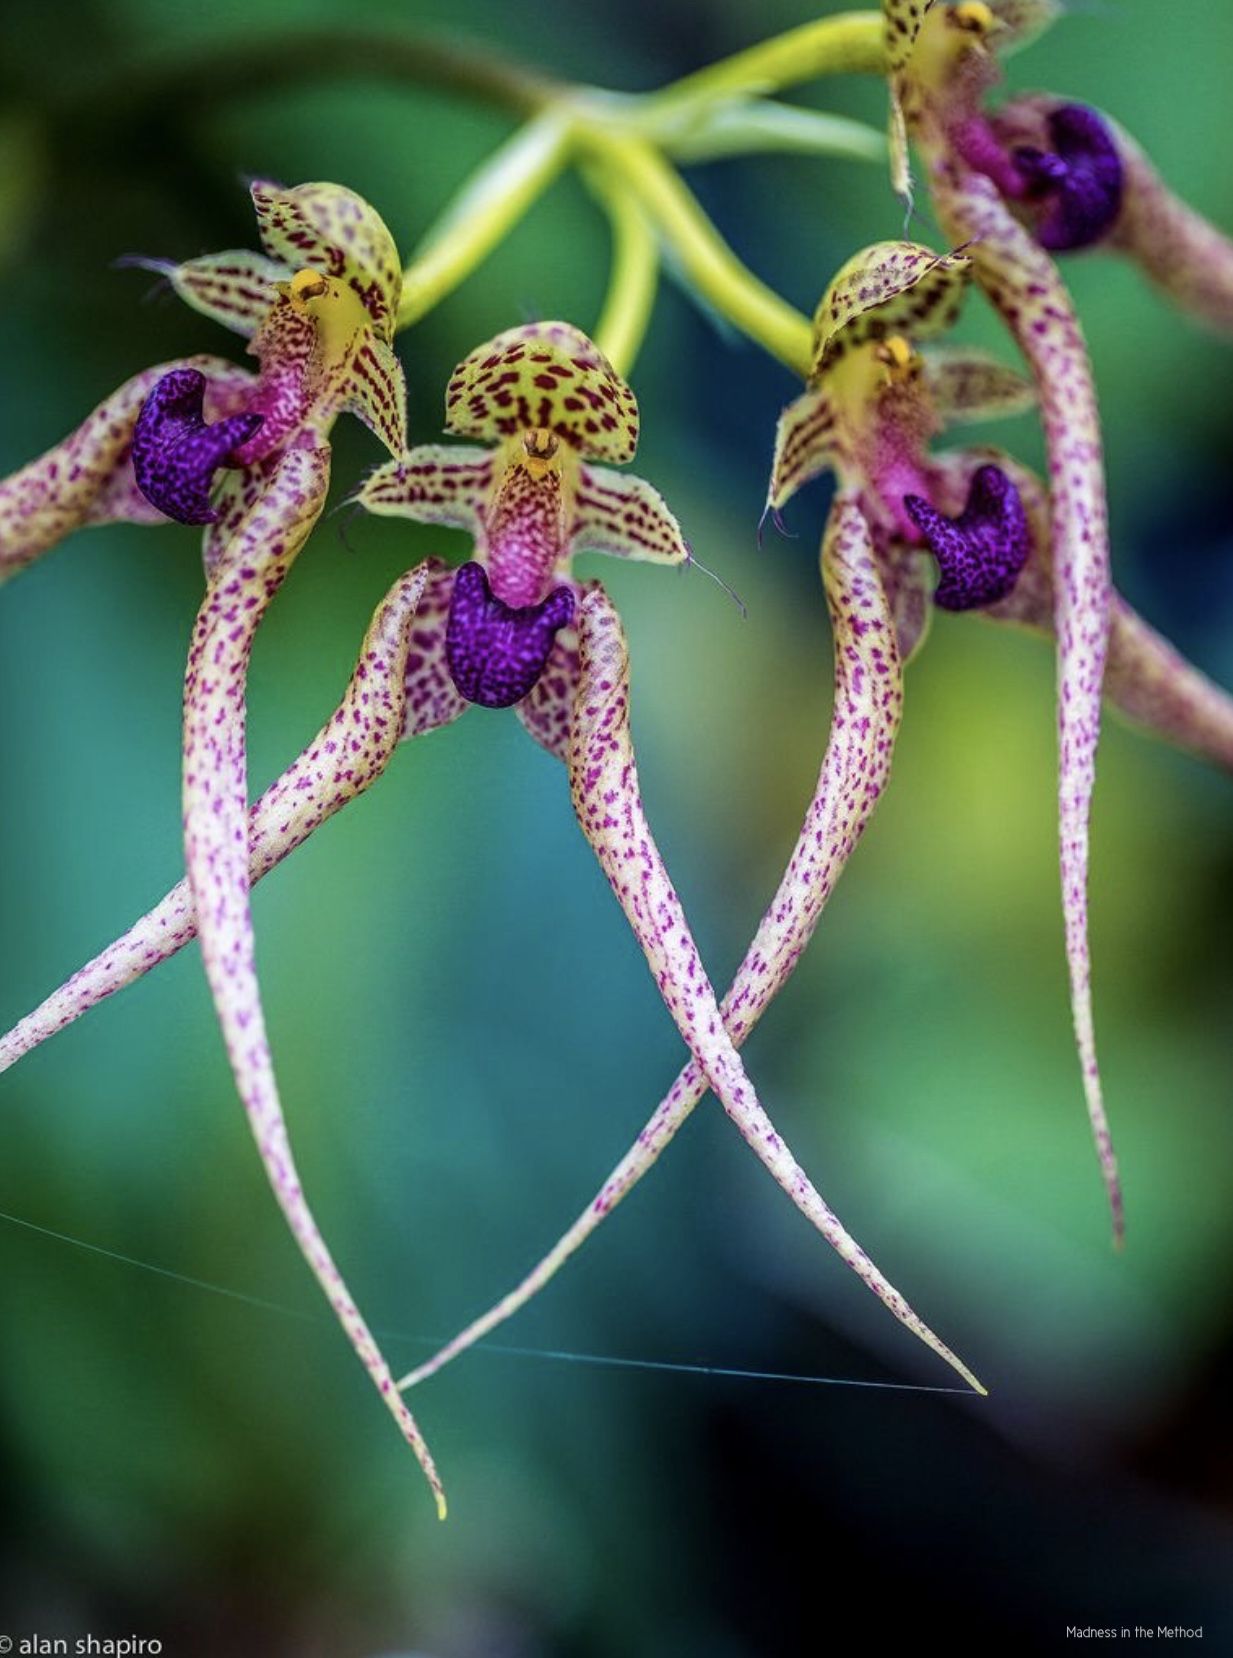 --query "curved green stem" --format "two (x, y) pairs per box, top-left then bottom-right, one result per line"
(658, 98), (887, 167)
(397, 109), (574, 329)
(586, 168), (661, 377)
(55, 20), (864, 373)
(582, 128), (812, 376)
(646, 11), (885, 121)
